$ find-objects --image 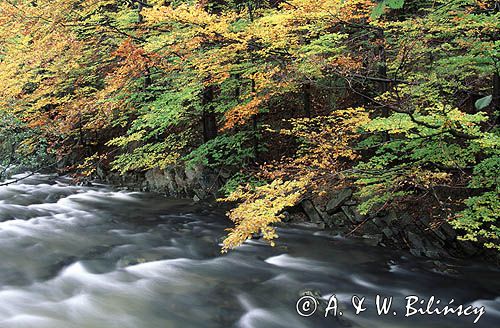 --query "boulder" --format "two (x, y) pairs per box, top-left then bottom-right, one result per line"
(324, 212), (349, 228)
(382, 210), (398, 226)
(438, 223), (457, 241)
(362, 234), (383, 246)
(407, 231), (425, 256)
(371, 217), (385, 228)
(326, 188), (353, 214)
(341, 206), (364, 223)
(174, 166), (188, 194)
(145, 167), (178, 195)
(301, 200), (323, 224)
(406, 231), (447, 259)
(382, 227), (394, 238)
(399, 213), (413, 227)
(144, 163), (223, 200)
(360, 221), (380, 235)
(459, 241), (480, 256)
(184, 164), (199, 185)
